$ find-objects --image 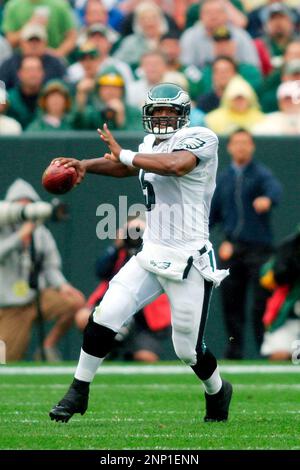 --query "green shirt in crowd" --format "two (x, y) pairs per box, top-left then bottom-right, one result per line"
(7, 87), (39, 129)
(199, 62), (263, 95)
(26, 115), (74, 132)
(73, 101), (143, 132)
(2, 0), (75, 49)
